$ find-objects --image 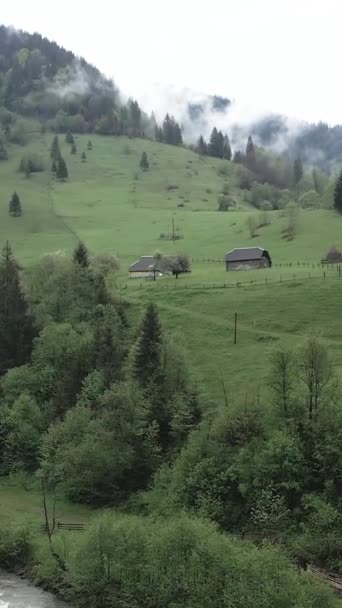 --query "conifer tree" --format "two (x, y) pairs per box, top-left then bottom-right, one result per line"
(293, 157), (304, 185)
(71, 143), (77, 154)
(154, 125), (163, 142)
(208, 128), (224, 158)
(73, 241), (89, 268)
(87, 140), (93, 151)
(223, 134), (232, 160)
(51, 160), (57, 173)
(50, 135), (60, 161)
(8, 191), (22, 217)
(0, 242), (36, 375)
(81, 152), (87, 163)
(134, 303), (164, 388)
(56, 156), (68, 180)
(0, 138), (8, 161)
(140, 151), (149, 170)
(246, 135), (256, 169)
(196, 135), (207, 155)
(65, 130), (74, 144)
(334, 171), (342, 214)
